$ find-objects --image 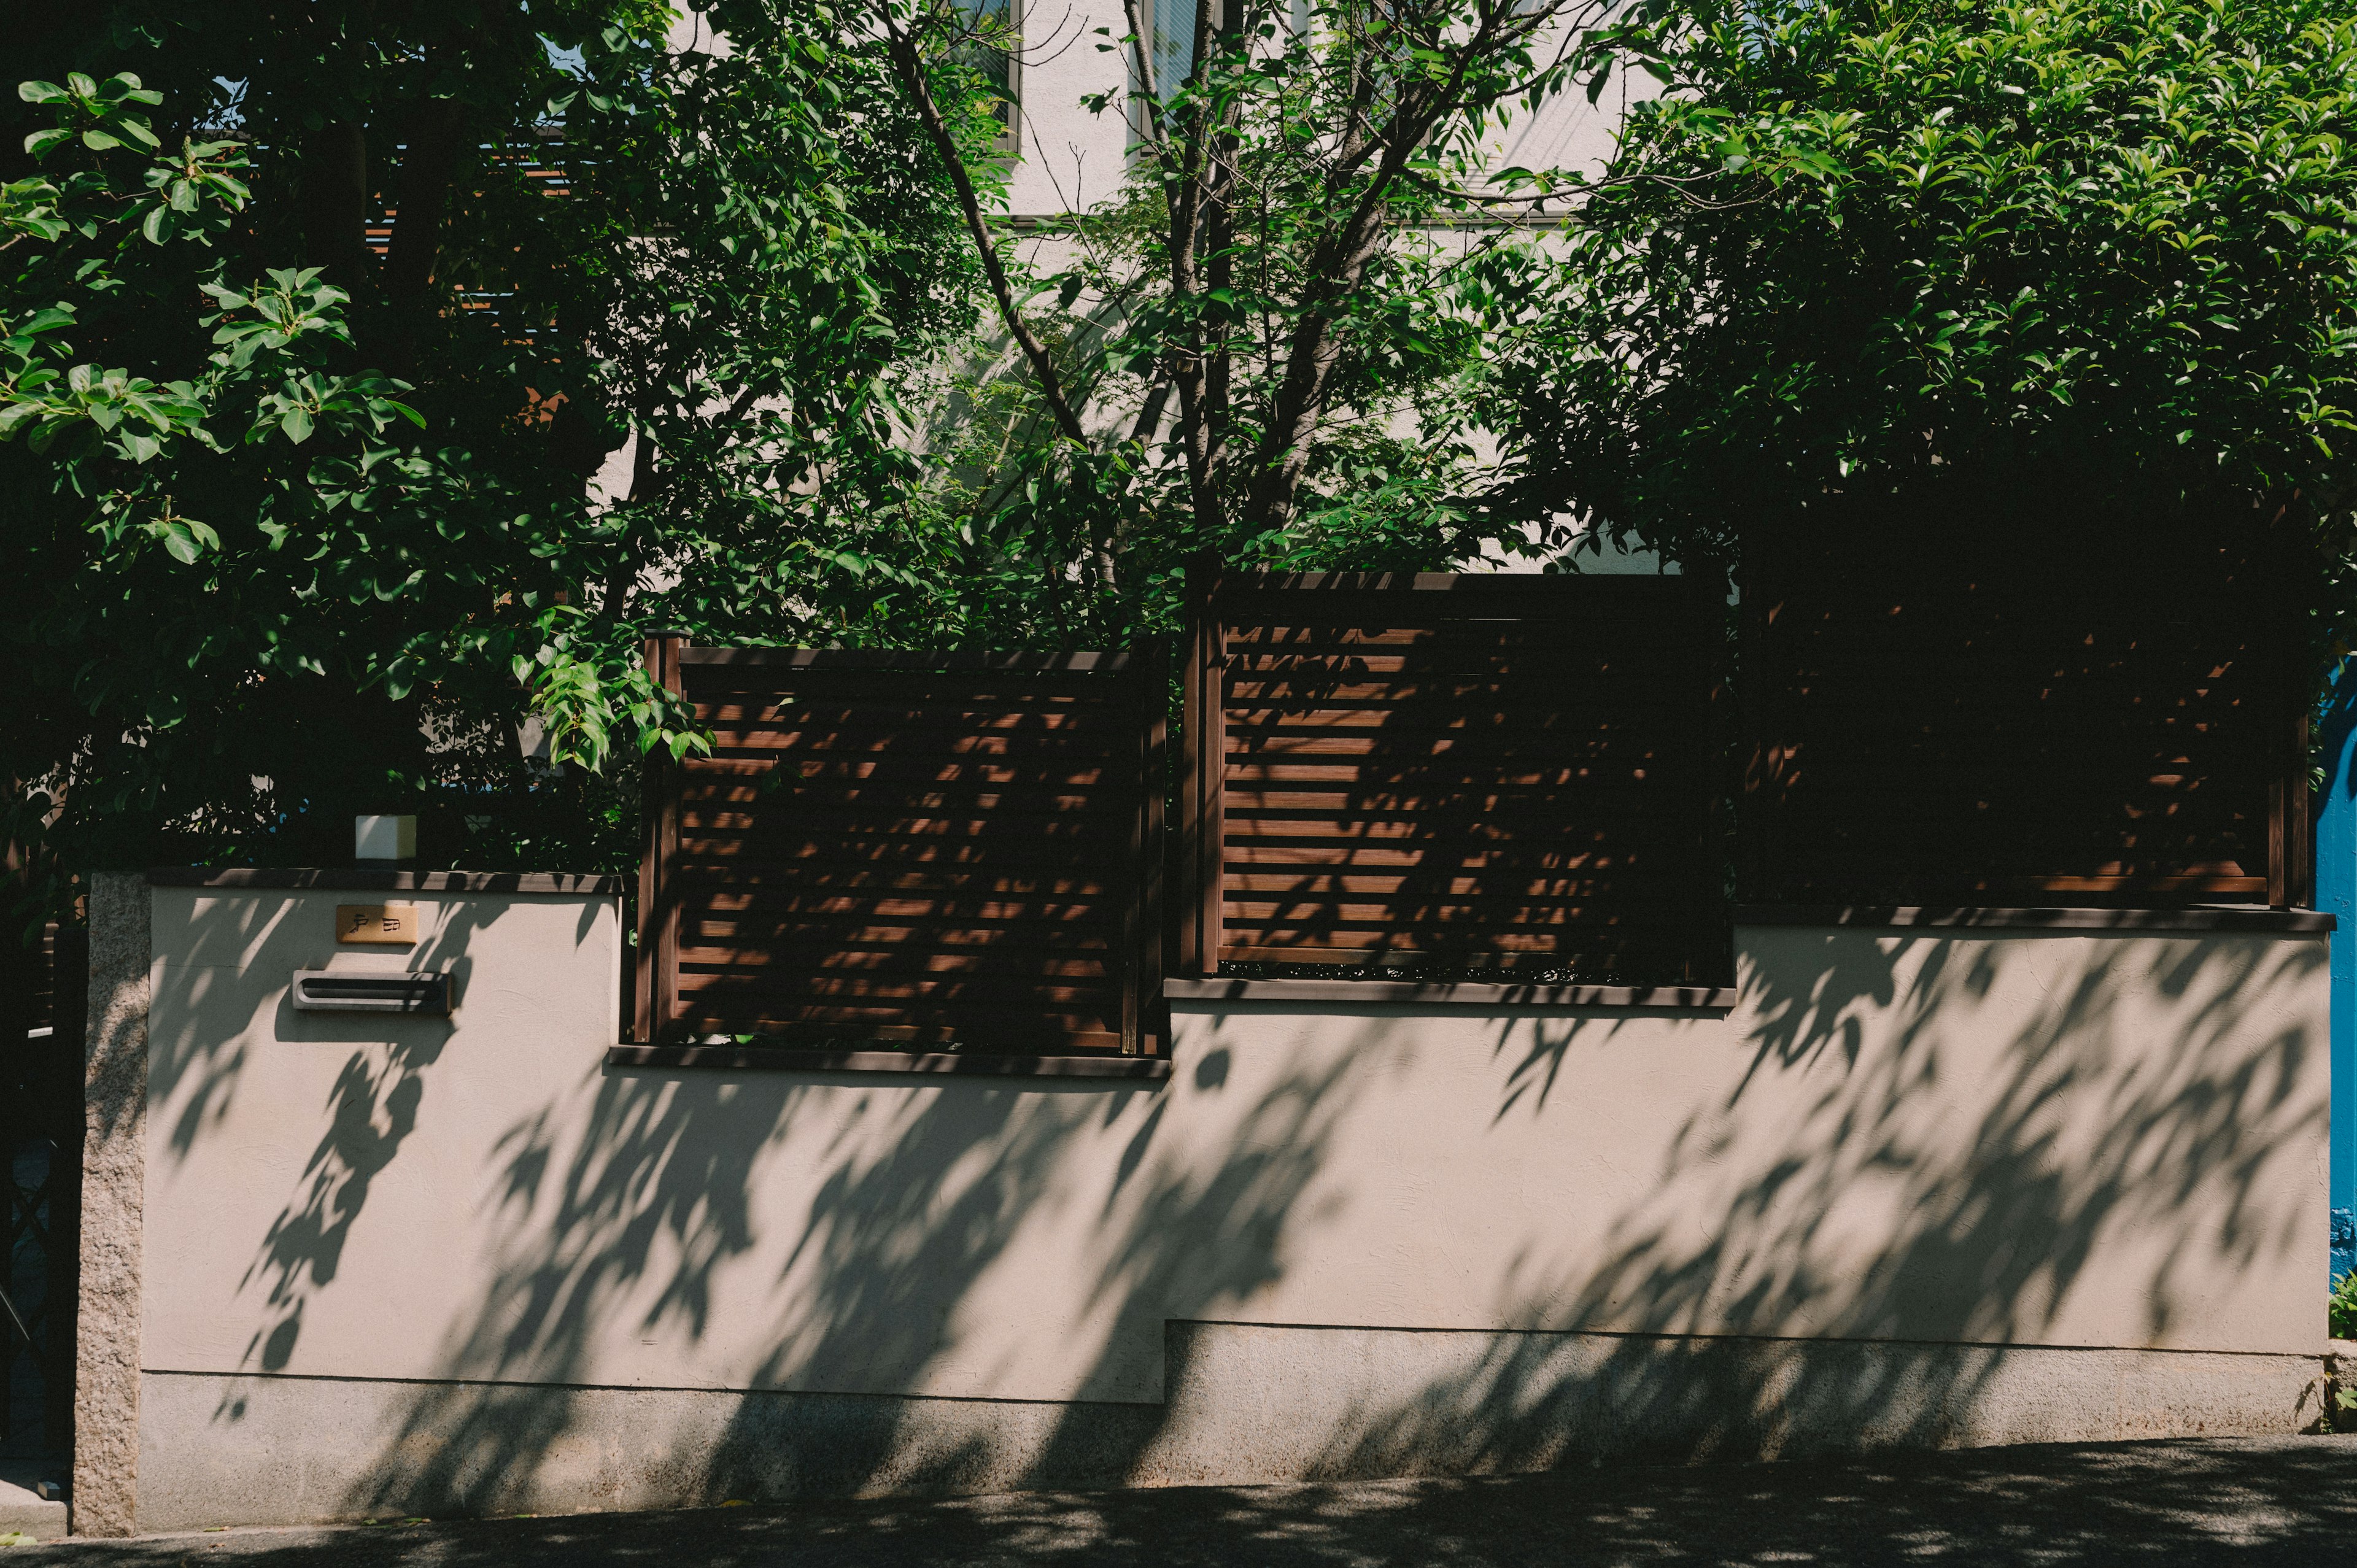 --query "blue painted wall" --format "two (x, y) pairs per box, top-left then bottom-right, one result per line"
(2320, 666), (2357, 1286)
